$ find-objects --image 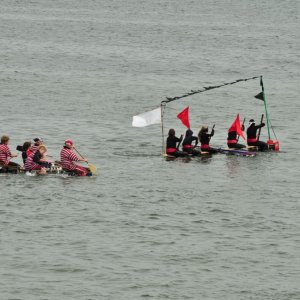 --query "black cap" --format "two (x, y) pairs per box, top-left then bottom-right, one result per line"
(33, 137), (42, 142)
